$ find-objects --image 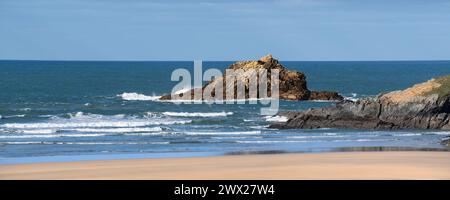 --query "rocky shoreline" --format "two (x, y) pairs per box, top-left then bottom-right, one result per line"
(160, 54), (343, 101)
(270, 75), (450, 130)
